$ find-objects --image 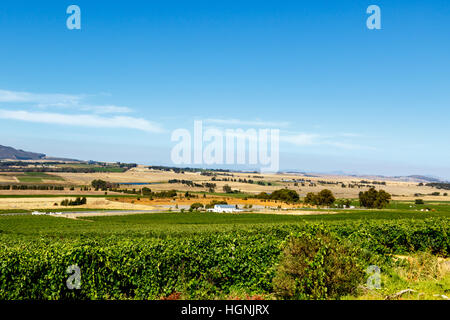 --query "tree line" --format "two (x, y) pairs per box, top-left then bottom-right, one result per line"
(0, 185), (65, 190)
